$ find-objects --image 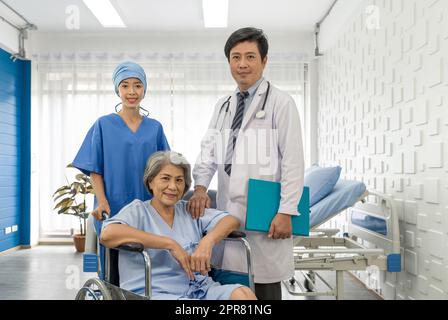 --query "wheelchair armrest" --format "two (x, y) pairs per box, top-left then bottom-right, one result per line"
(108, 242), (152, 298)
(227, 231), (246, 239)
(114, 242), (144, 253)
